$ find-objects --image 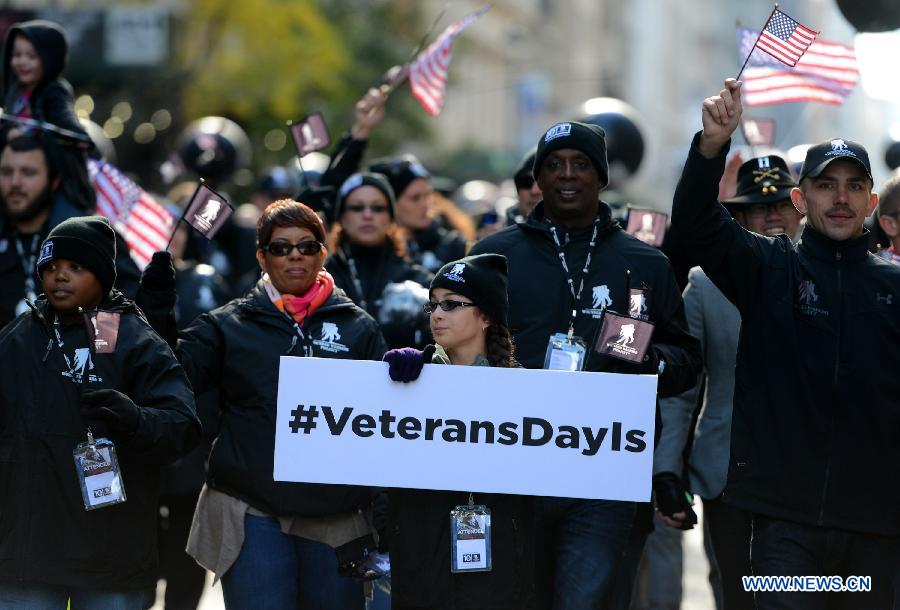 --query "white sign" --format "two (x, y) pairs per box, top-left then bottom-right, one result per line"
(105, 7), (168, 66)
(274, 358), (657, 501)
